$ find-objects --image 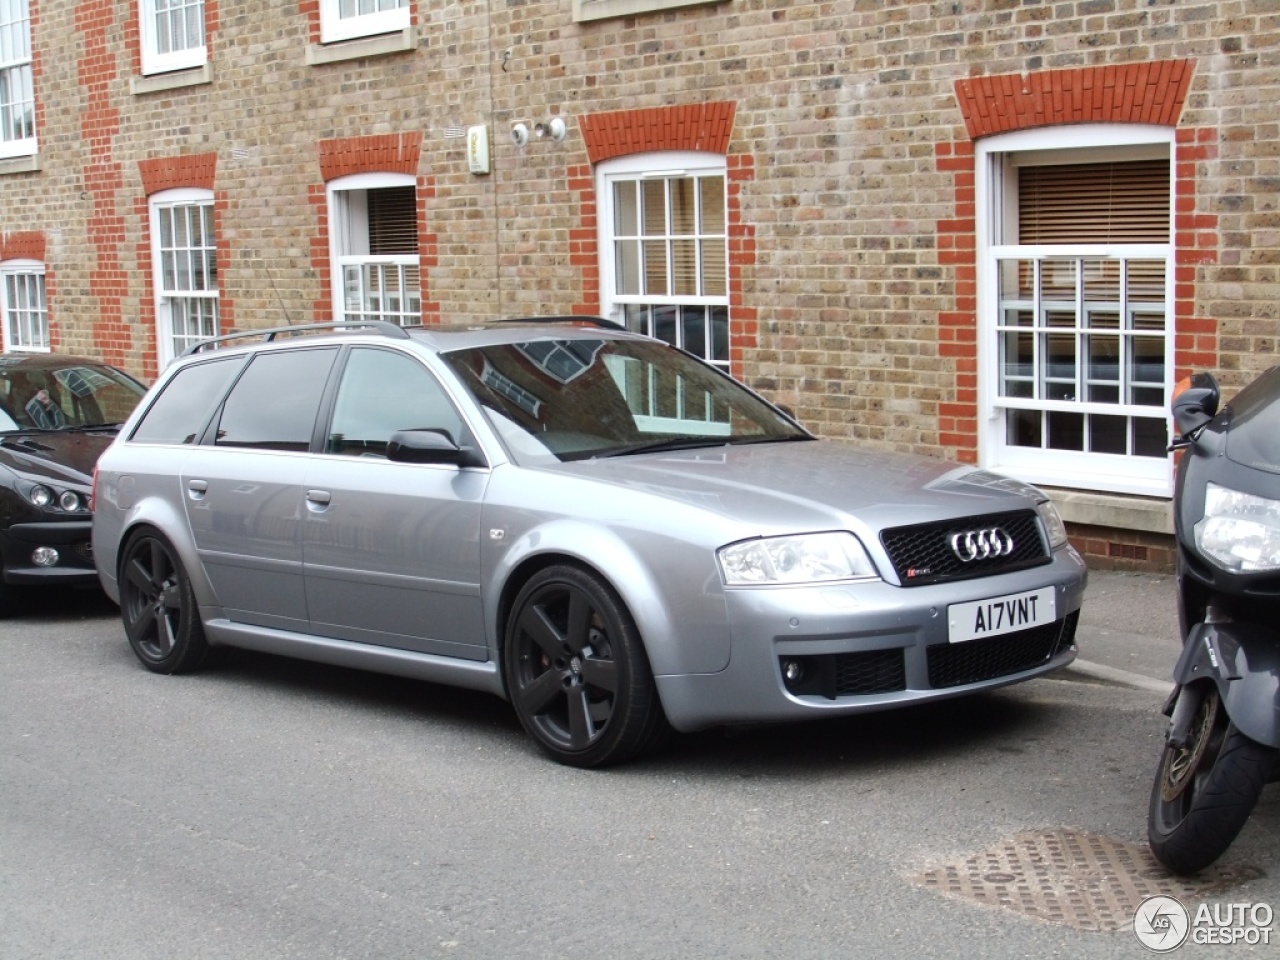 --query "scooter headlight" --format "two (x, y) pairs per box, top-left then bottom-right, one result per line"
(1194, 482), (1280, 573)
